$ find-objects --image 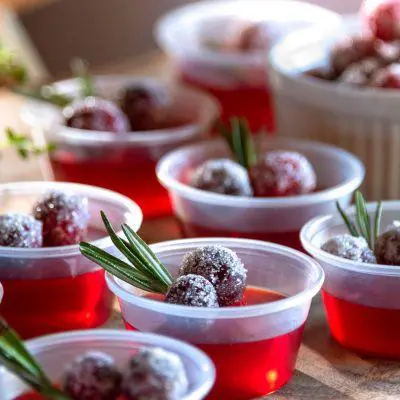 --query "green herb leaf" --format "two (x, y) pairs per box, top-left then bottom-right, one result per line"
(71, 58), (95, 97)
(0, 47), (28, 88)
